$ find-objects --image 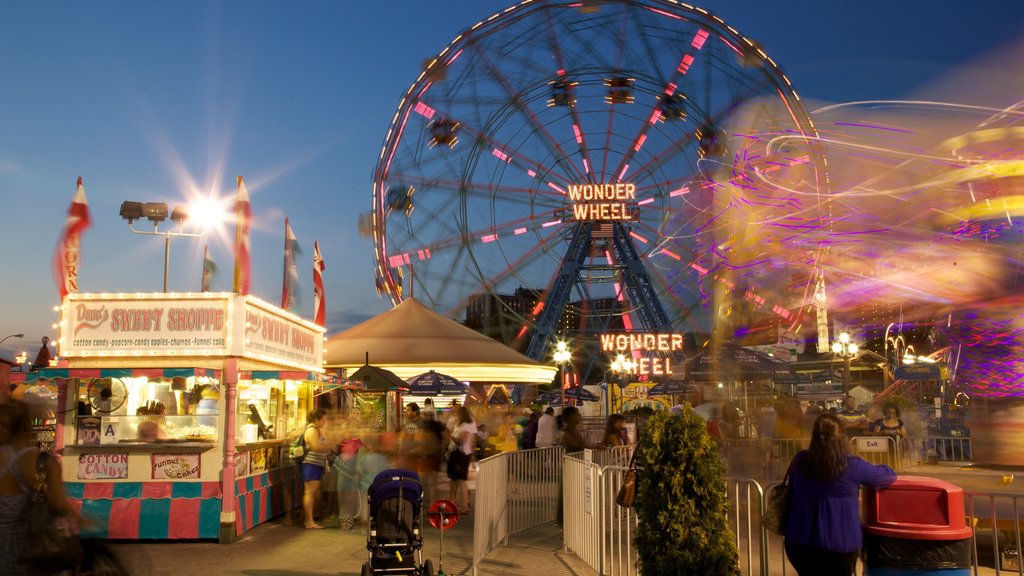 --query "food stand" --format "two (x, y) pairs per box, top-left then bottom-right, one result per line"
(54, 292), (327, 542)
